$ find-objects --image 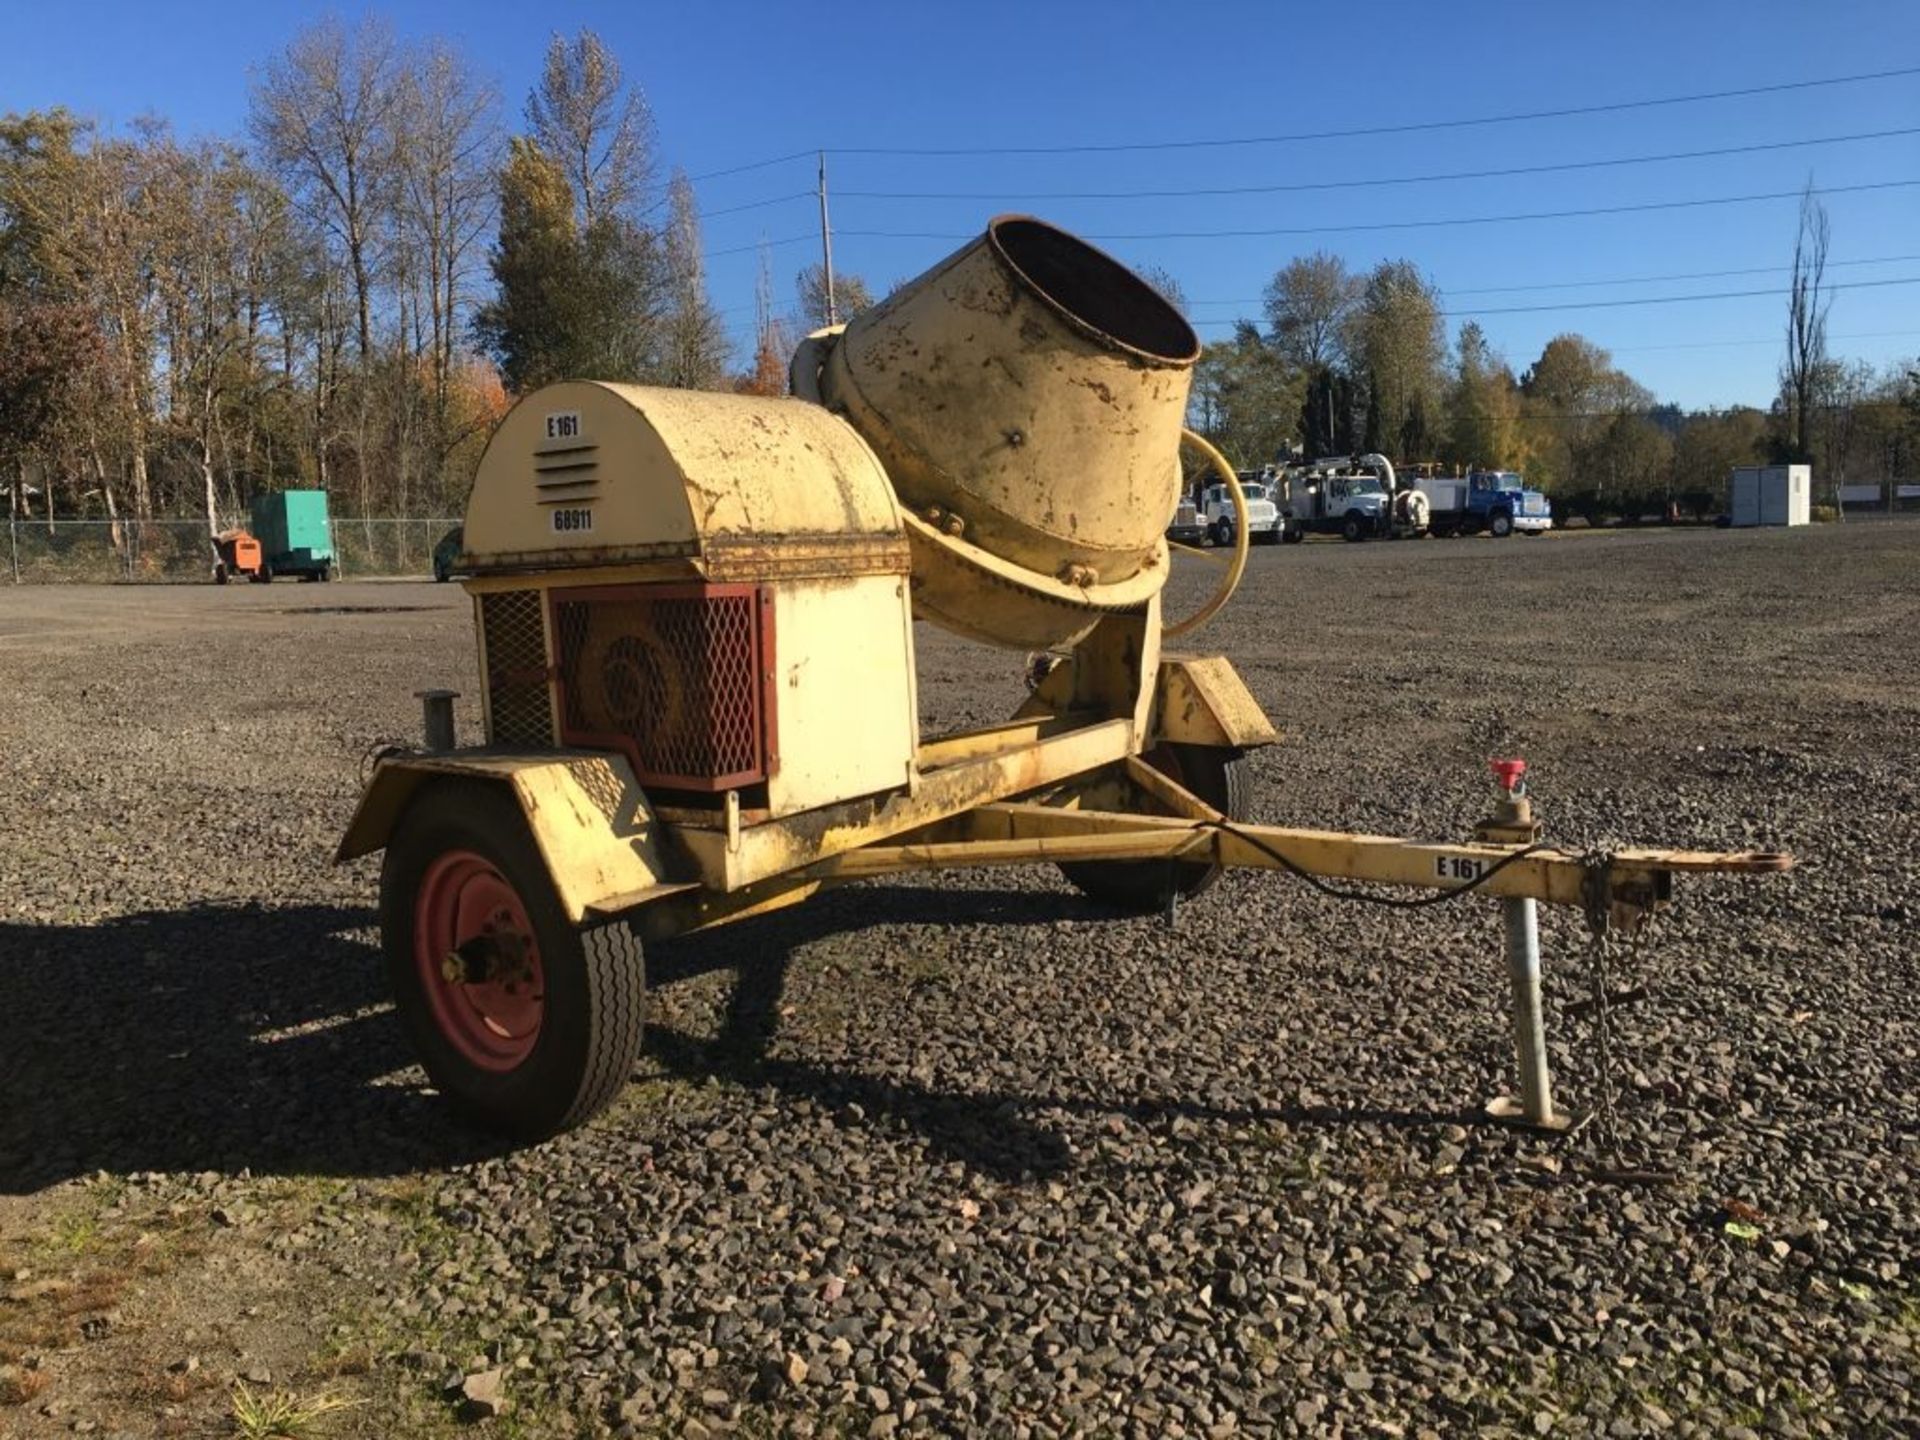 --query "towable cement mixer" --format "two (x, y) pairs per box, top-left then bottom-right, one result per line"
(338, 217), (1788, 1141)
